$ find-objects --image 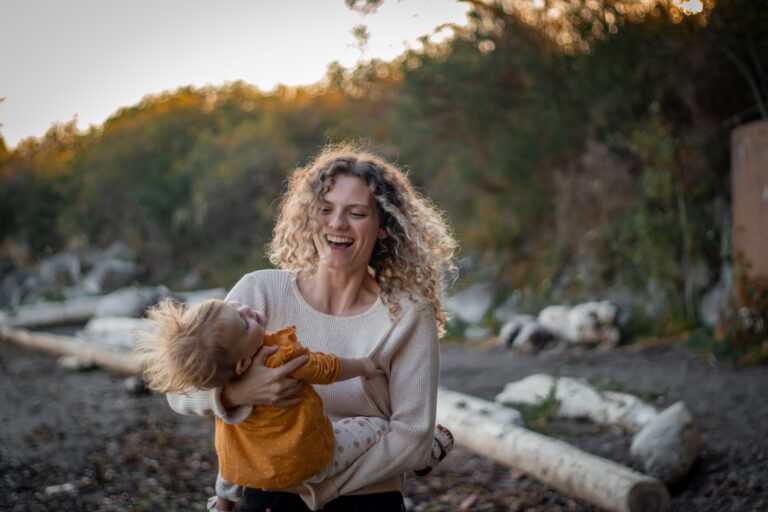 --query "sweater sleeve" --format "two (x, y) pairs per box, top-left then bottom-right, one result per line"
(166, 387), (253, 425)
(300, 304), (440, 509)
(165, 271), (267, 424)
